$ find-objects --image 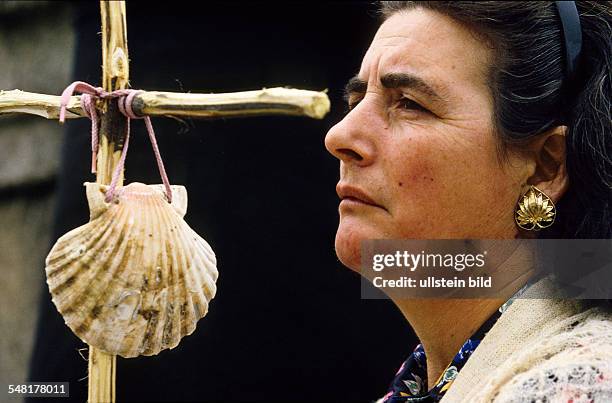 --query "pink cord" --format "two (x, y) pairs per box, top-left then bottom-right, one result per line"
(59, 82), (172, 203)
